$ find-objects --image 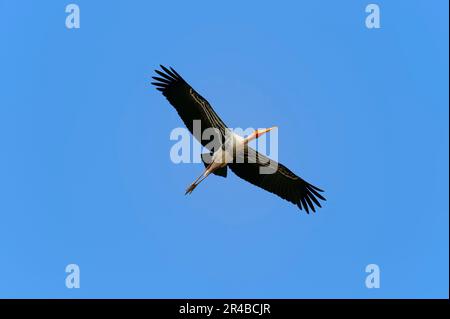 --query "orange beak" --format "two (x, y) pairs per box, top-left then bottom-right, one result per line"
(255, 126), (277, 138)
